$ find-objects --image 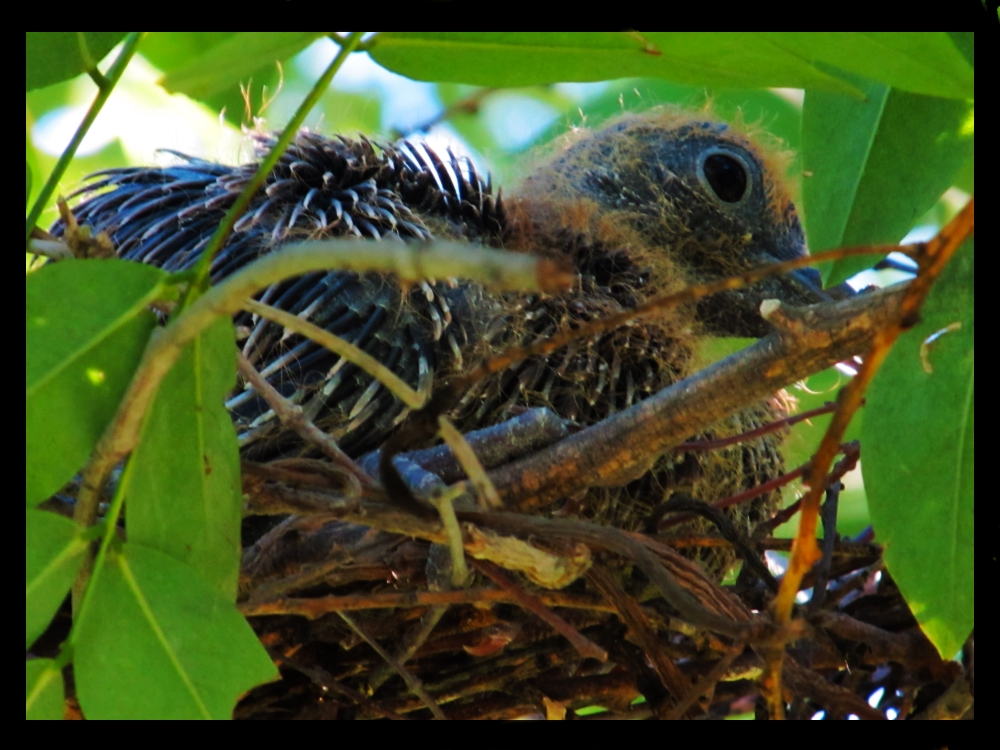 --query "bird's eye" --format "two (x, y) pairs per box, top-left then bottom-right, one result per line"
(698, 149), (751, 204)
